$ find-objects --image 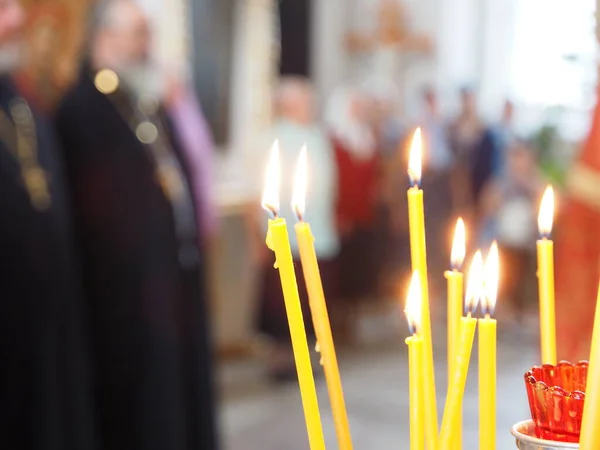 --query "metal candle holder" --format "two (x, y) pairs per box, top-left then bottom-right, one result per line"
(512, 420), (579, 449)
